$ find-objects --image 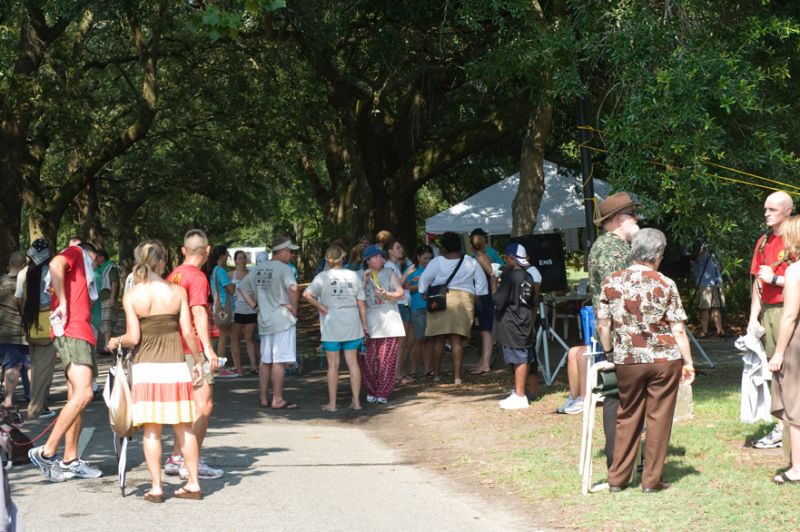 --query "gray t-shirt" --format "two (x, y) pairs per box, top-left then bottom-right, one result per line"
(305, 268), (365, 342)
(239, 260), (297, 334)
